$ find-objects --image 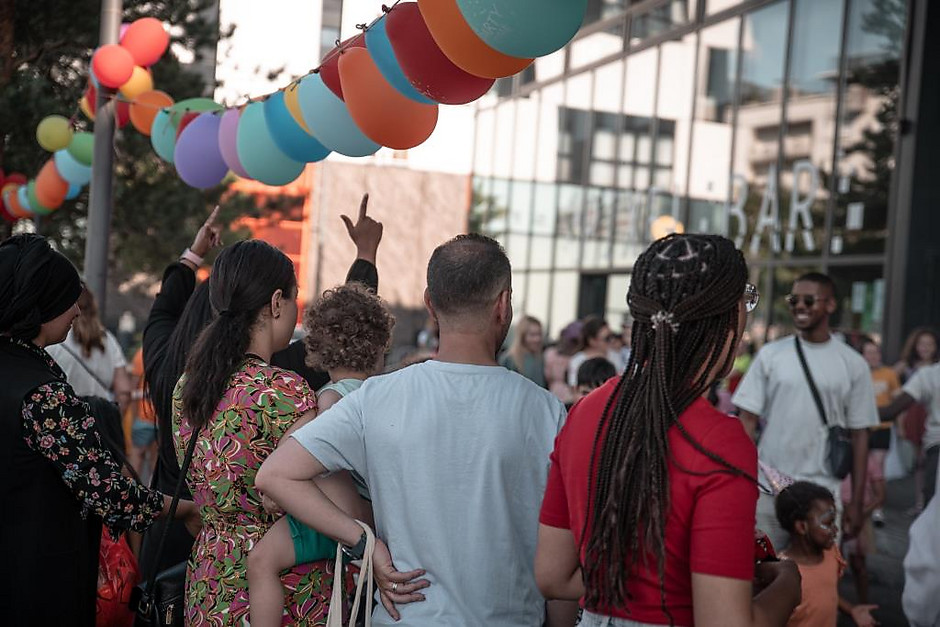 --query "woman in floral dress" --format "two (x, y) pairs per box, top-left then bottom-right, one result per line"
(173, 240), (349, 625)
